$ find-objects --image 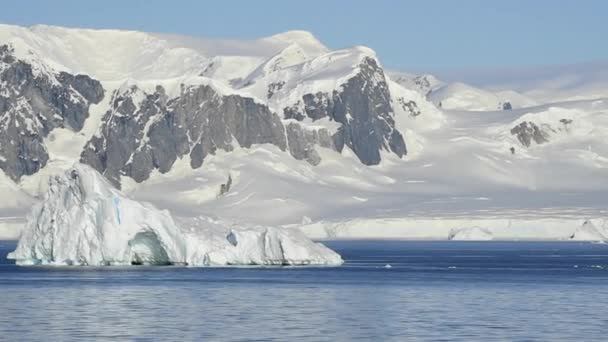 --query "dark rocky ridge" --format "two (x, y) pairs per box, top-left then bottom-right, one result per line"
(510, 118), (576, 148)
(80, 57), (408, 187)
(0, 45), (104, 181)
(510, 121), (550, 147)
(283, 57), (406, 165)
(81, 84), (289, 186)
